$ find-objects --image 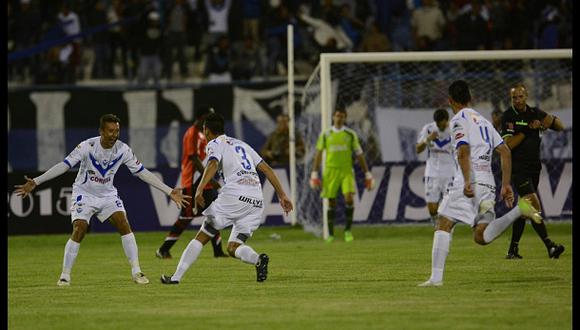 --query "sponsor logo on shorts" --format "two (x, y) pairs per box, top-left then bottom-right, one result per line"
(238, 196), (263, 208)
